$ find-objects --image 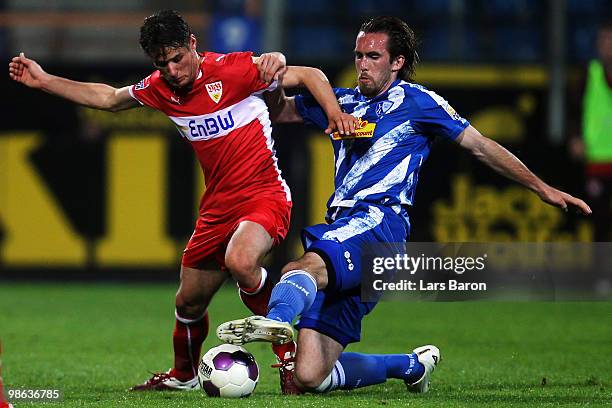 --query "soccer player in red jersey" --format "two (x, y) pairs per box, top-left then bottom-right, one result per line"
(9, 10), (356, 393)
